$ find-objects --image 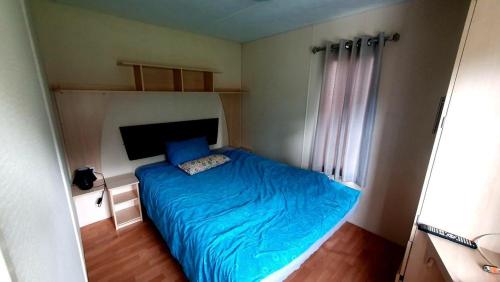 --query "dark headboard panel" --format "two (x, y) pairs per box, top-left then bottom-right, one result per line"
(119, 118), (219, 160)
